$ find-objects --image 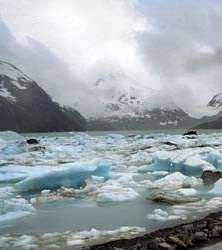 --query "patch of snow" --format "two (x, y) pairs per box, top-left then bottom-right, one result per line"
(0, 61), (31, 91)
(0, 88), (16, 102)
